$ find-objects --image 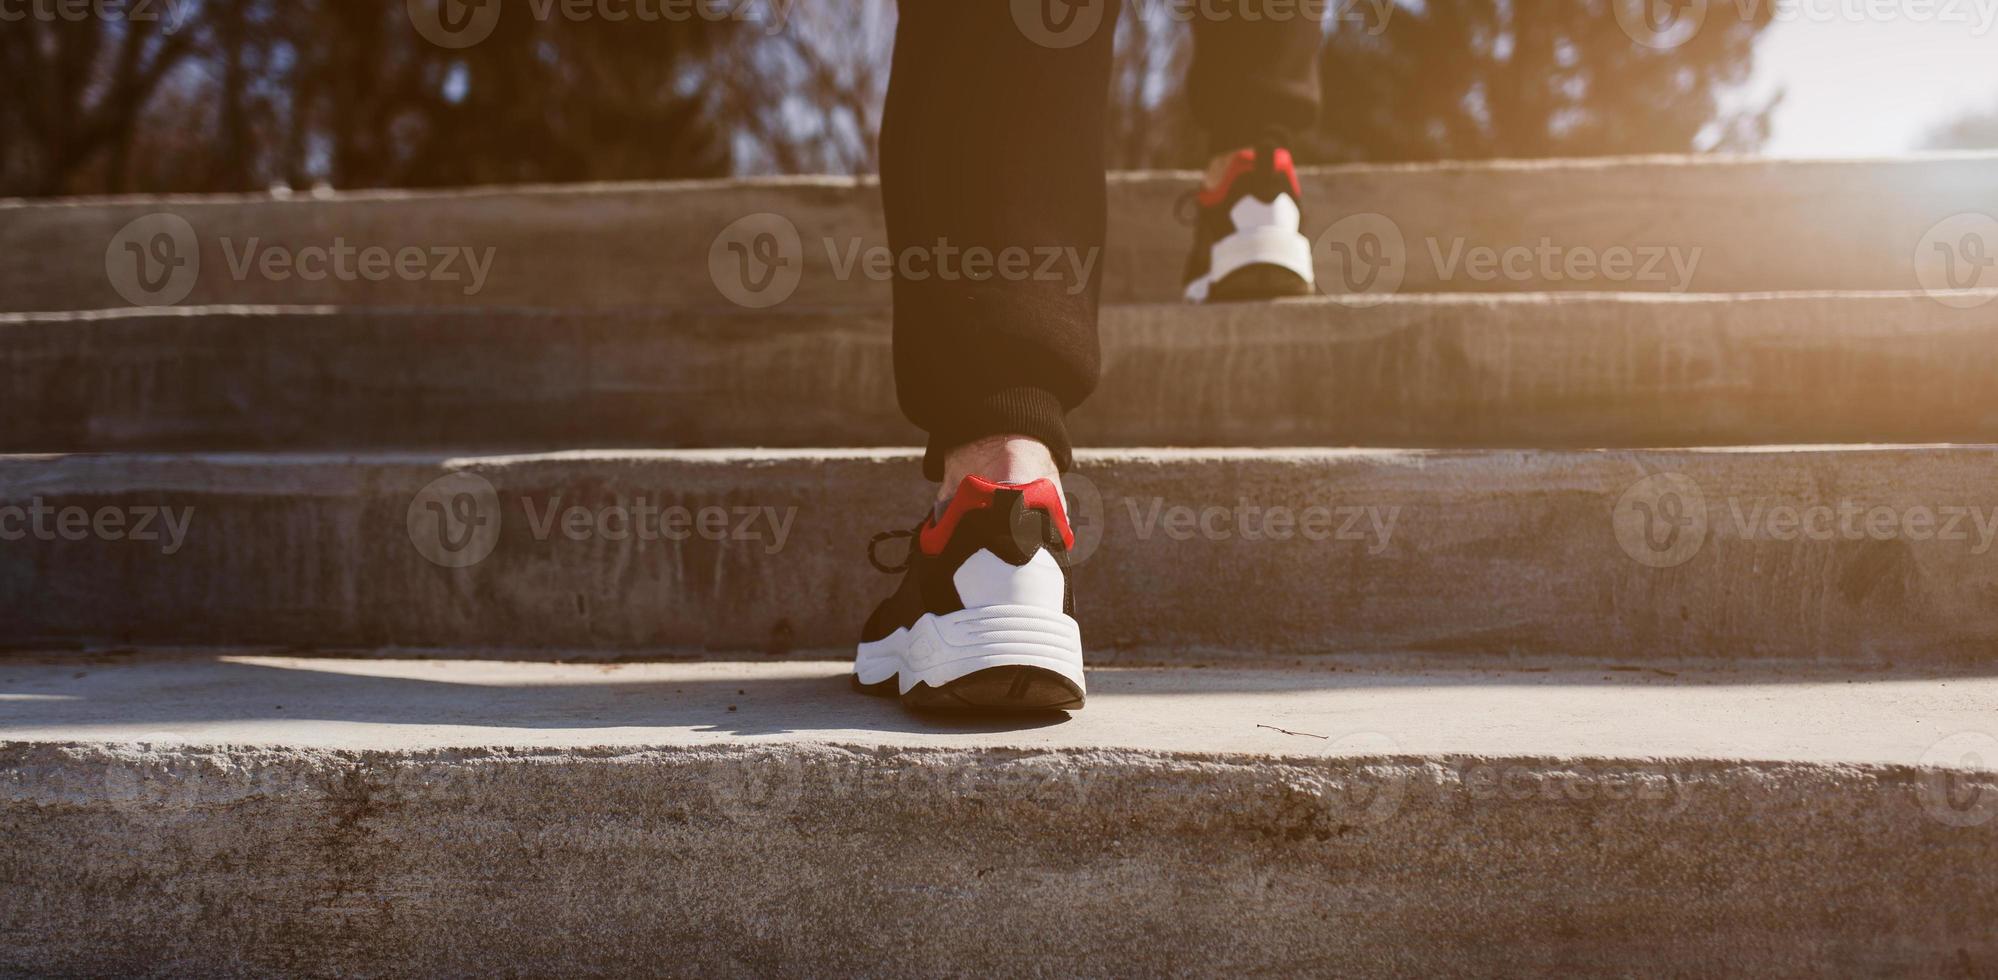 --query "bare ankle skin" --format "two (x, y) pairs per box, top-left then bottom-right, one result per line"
(938, 435), (1061, 504)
